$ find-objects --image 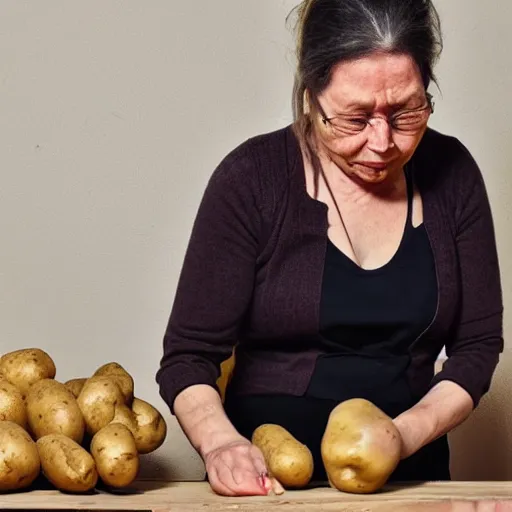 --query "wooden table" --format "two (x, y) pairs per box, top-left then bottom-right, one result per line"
(2, 480), (512, 511)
